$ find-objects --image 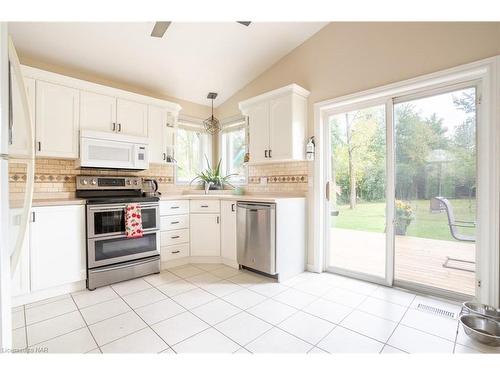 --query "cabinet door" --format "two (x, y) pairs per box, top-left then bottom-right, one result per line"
(9, 209), (30, 297)
(190, 214), (220, 257)
(148, 105), (167, 164)
(35, 81), (79, 158)
(9, 76), (35, 157)
(220, 201), (237, 262)
(116, 98), (148, 137)
(30, 206), (86, 291)
(247, 101), (270, 163)
(80, 90), (117, 133)
(269, 95), (293, 160)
